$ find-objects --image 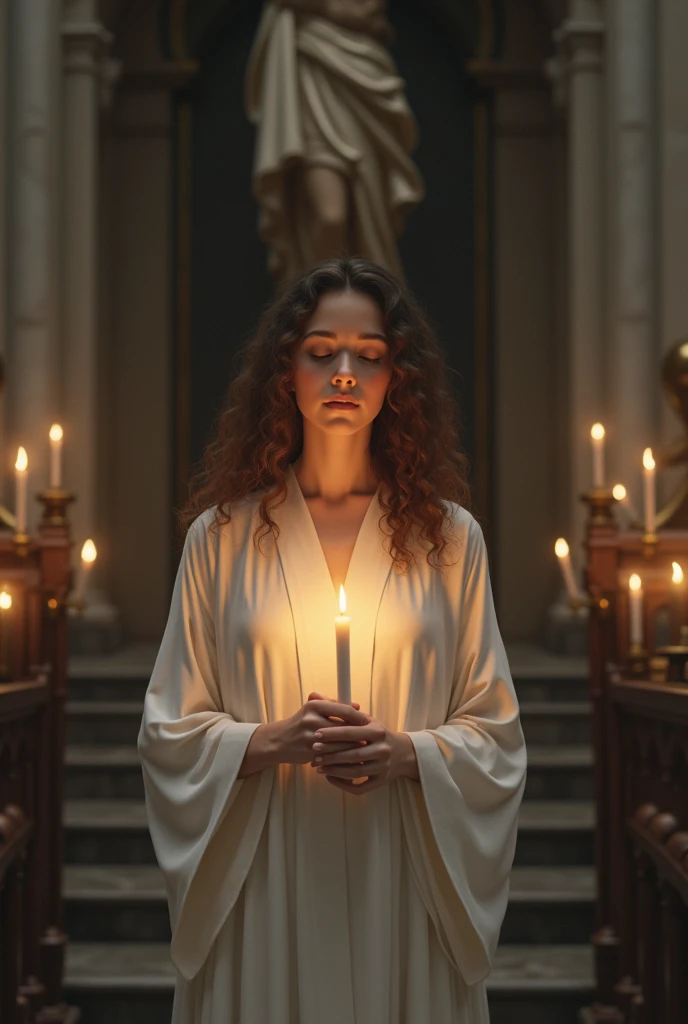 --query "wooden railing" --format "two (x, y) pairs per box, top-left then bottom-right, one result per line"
(0, 494), (76, 1024)
(583, 497), (688, 1023)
